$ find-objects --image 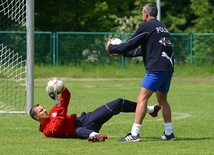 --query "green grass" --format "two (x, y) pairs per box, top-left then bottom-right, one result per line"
(0, 65), (214, 154)
(34, 64), (214, 78)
